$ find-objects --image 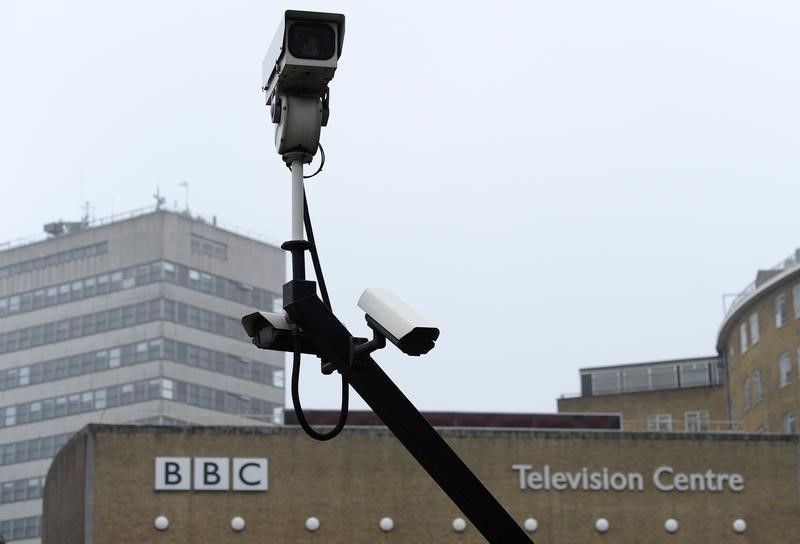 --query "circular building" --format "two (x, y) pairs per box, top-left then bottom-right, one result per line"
(718, 249), (800, 433)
